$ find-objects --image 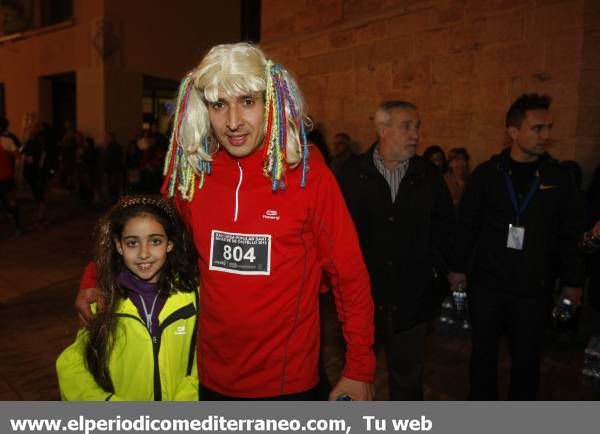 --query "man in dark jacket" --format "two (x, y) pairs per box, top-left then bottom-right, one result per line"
(448, 93), (587, 400)
(338, 100), (455, 400)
